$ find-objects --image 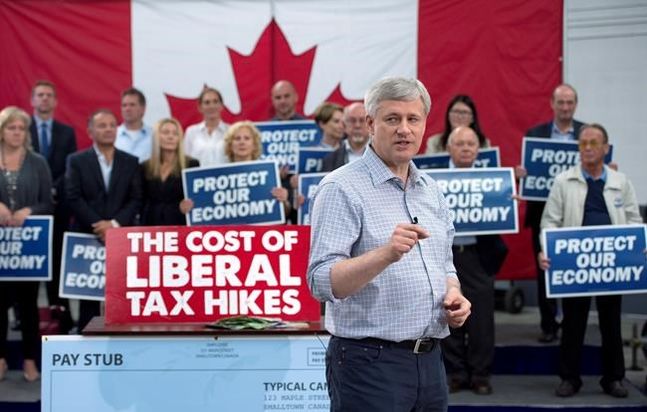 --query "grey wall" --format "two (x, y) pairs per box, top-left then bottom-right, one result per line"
(564, 0), (647, 204)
